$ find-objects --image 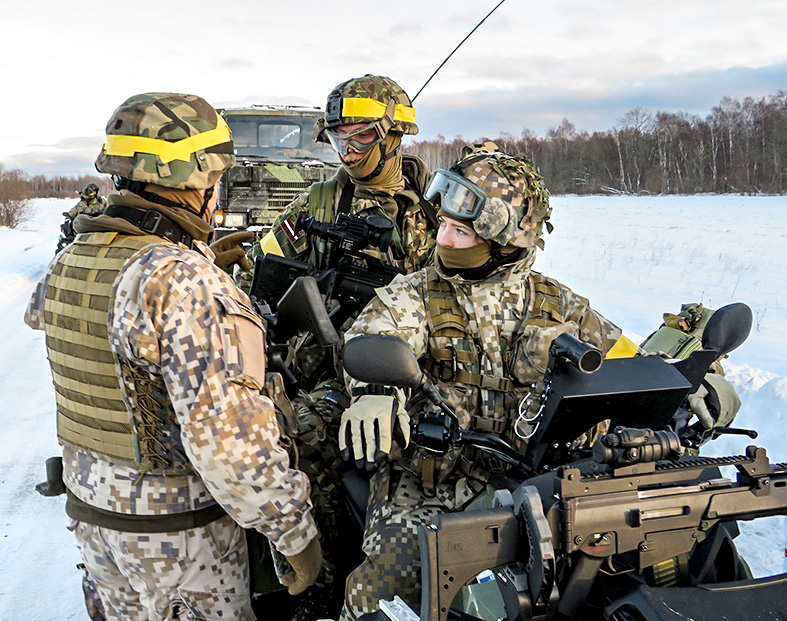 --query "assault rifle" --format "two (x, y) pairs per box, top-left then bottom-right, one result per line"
(250, 211), (405, 332)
